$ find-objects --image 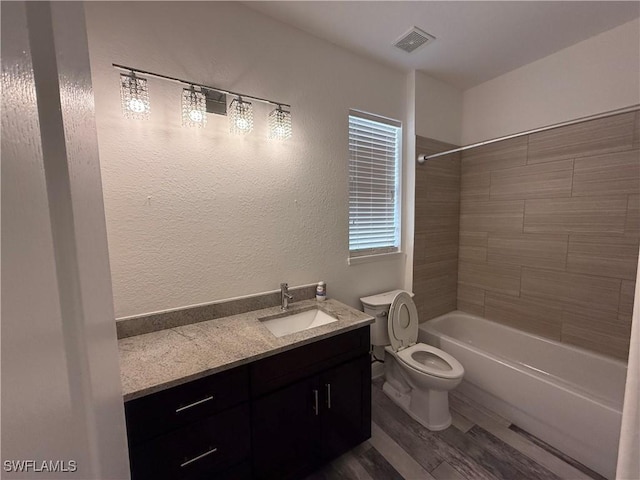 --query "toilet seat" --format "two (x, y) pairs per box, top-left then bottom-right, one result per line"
(387, 291), (419, 351)
(387, 291), (464, 380)
(397, 344), (464, 379)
